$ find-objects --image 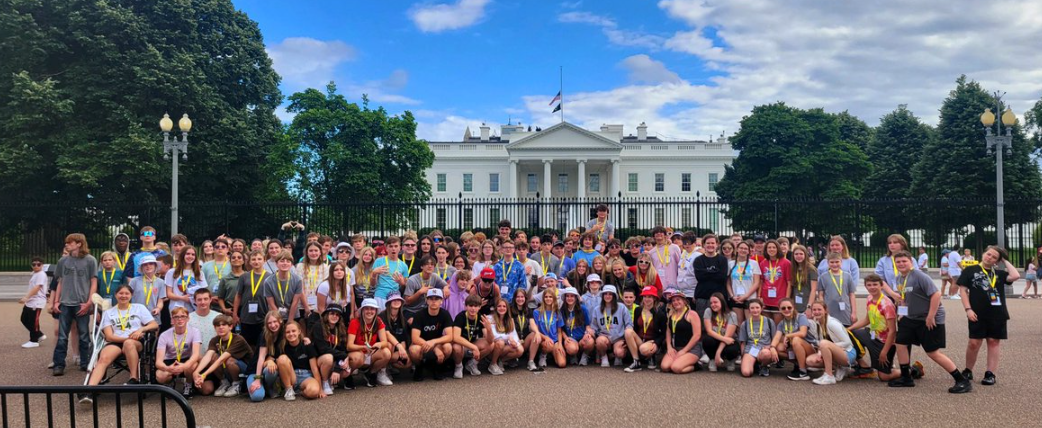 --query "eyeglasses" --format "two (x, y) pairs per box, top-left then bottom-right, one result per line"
(403, 243), (416, 247)
(172, 315), (189, 320)
(215, 245), (228, 249)
(468, 248), (478, 252)
(31, 262), (42, 266)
